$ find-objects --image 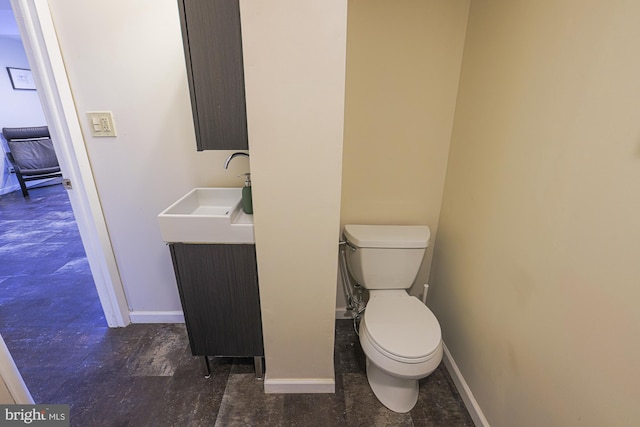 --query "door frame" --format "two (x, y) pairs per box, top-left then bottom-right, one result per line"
(10, 0), (130, 327)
